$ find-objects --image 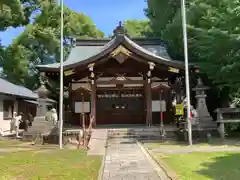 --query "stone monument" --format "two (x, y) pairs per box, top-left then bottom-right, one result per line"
(22, 73), (54, 143)
(192, 78), (217, 129)
(36, 81), (49, 116)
